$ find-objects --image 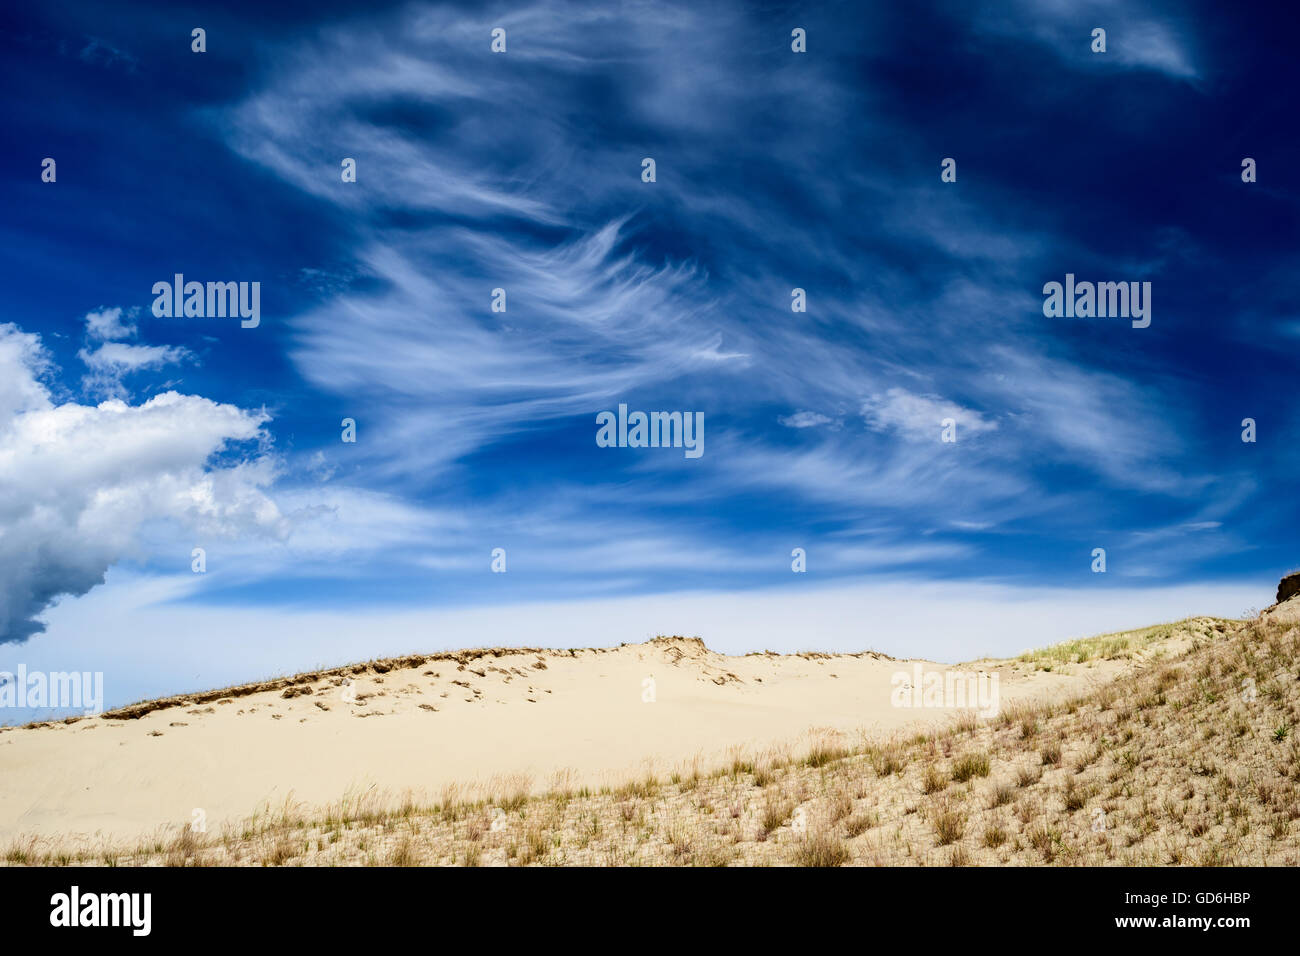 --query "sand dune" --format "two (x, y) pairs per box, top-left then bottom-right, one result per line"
(0, 630), (1184, 846)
